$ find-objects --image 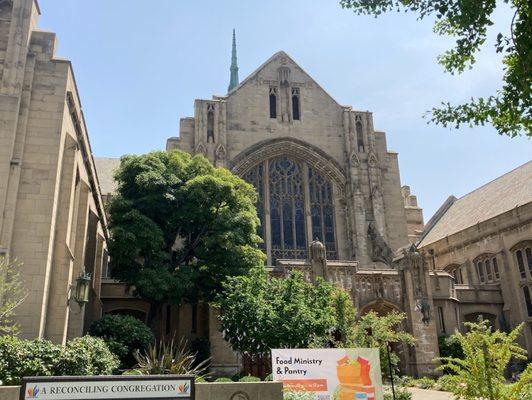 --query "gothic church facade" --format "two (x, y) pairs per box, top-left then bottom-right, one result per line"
(166, 40), (440, 376)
